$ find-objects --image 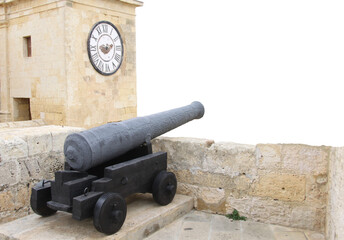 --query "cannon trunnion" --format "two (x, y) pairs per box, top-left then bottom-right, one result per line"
(30, 102), (204, 235)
